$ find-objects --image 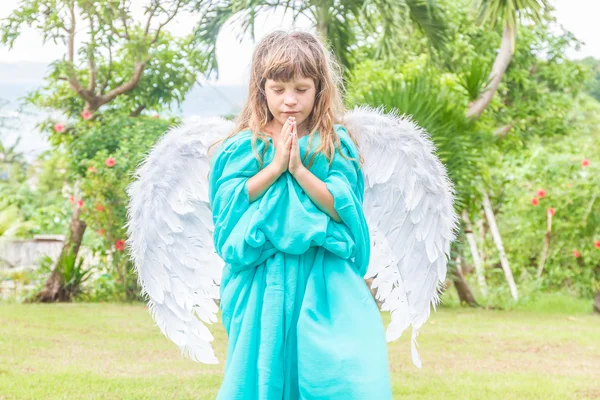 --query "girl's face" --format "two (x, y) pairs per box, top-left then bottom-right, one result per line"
(264, 76), (317, 132)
